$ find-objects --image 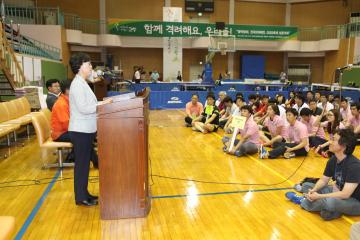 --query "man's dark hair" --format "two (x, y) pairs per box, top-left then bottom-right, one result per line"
(60, 80), (71, 94)
(69, 52), (91, 74)
(240, 105), (253, 115)
(236, 92), (243, 98)
(268, 99), (277, 105)
(335, 128), (357, 155)
(320, 92), (327, 98)
(309, 99), (317, 104)
(286, 108), (298, 117)
(248, 94), (256, 101)
(261, 95), (269, 100)
(46, 79), (59, 90)
(340, 97), (348, 103)
(269, 104), (280, 116)
(306, 91), (314, 96)
(206, 94), (215, 100)
(223, 96), (233, 103)
(236, 97), (244, 103)
(351, 102), (360, 111)
(295, 94), (305, 103)
(300, 108), (313, 117)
